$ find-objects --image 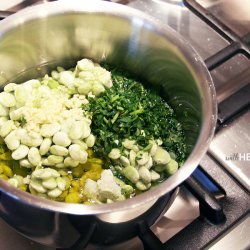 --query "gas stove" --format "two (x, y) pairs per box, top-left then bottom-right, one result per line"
(0, 0), (249, 249)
